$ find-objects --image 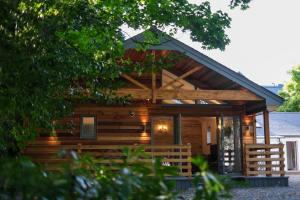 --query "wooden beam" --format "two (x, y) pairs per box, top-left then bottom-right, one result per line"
(115, 89), (151, 99)
(121, 74), (150, 90)
(152, 72), (156, 103)
(115, 89), (262, 101)
(160, 67), (201, 89)
(163, 71), (185, 88)
(263, 110), (270, 145)
(156, 89), (261, 101)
